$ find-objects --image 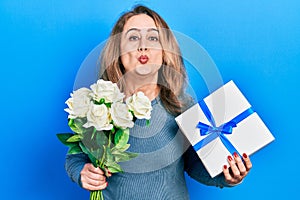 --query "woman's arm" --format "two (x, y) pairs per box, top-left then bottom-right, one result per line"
(184, 146), (251, 188)
(184, 146), (231, 188)
(65, 153), (110, 190)
(65, 153), (90, 187)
